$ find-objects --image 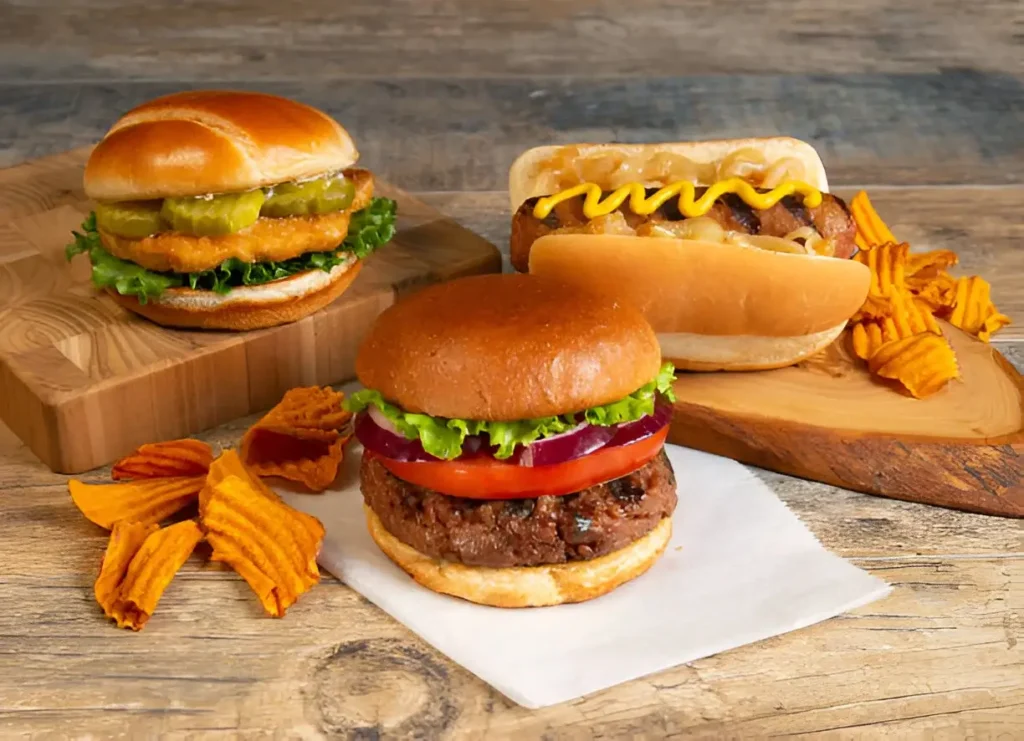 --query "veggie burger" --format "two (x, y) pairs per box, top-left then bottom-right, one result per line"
(346, 273), (679, 607)
(67, 90), (396, 330)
